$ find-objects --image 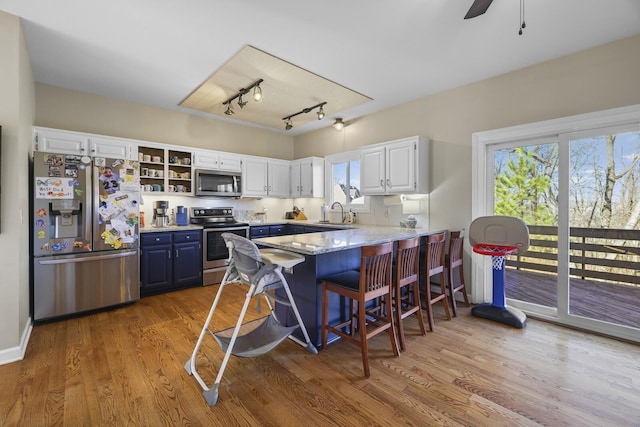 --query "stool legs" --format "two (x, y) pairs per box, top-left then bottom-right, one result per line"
(447, 230), (470, 317)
